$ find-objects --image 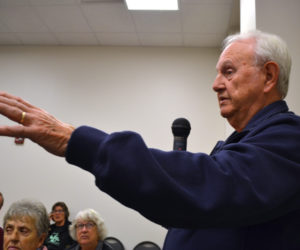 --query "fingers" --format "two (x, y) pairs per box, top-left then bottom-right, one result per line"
(0, 124), (26, 138)
(0, 92), (31, 111)
(0, 92), (35, 109)
(0, 102), (23, 124)
(0, 91), (74, 157)
(0, 92), (31, 124)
